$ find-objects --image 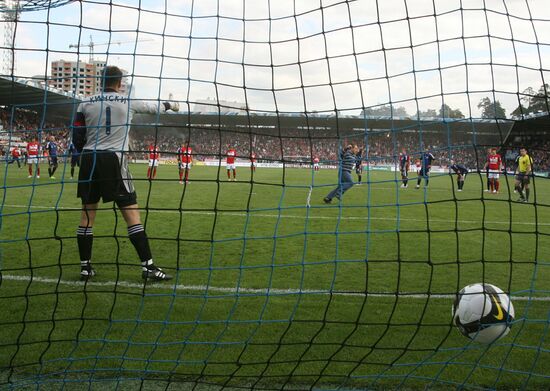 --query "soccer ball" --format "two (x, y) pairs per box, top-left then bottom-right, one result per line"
(452, 283), (515, 344)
